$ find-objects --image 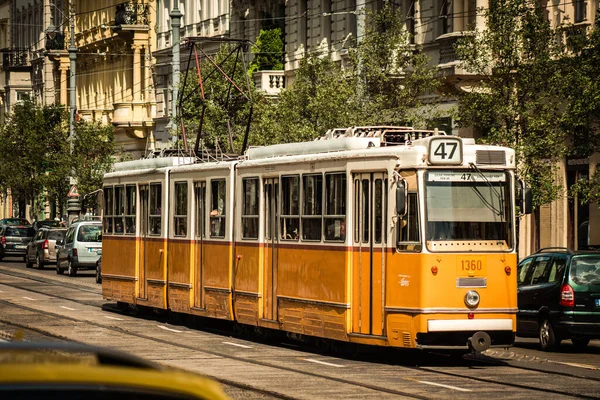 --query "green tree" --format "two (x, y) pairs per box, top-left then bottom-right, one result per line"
(0, 100), (70, 218)
(249, 28), (284, 73)
(455, 0), (600, 207)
